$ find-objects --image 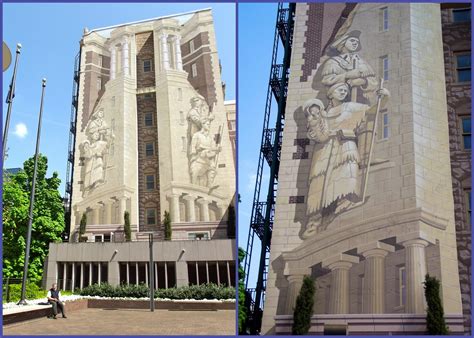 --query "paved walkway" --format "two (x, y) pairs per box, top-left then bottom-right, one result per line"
(3, 308), (236, 335)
